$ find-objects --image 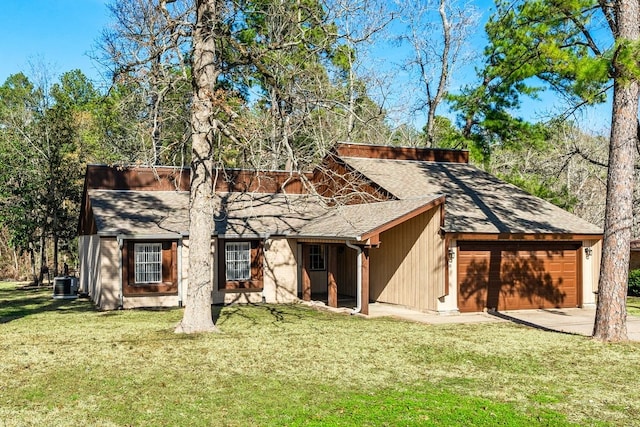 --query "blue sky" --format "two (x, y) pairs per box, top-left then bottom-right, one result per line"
(0, 0), (611, 134)
(0, 0), (110, 85)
